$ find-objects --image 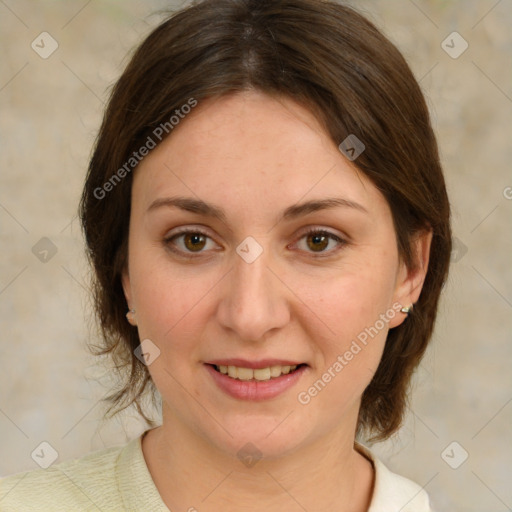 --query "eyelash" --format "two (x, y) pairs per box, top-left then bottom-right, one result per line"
(163, 227), (347, 259)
